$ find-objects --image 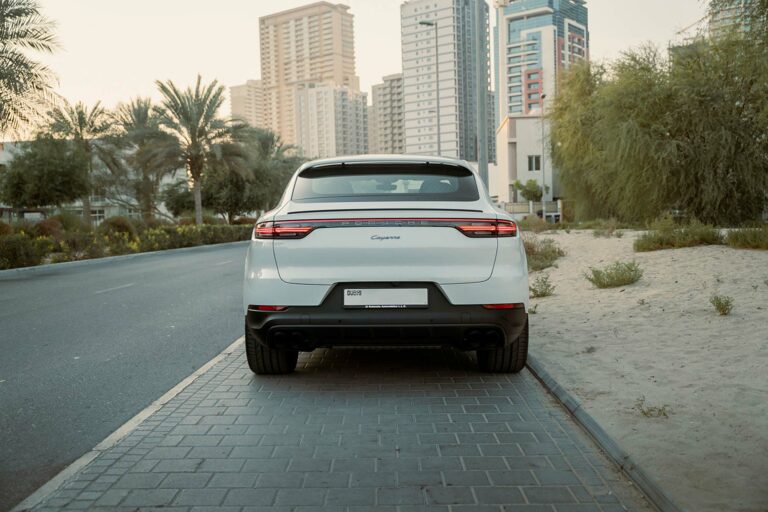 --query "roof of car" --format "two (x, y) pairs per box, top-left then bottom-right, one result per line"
(297, 154), (475, 172)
